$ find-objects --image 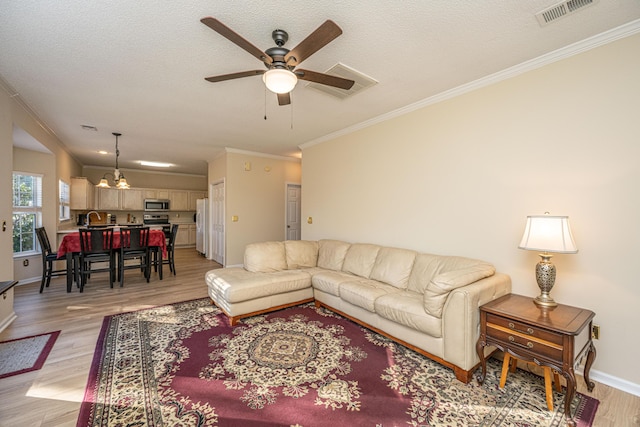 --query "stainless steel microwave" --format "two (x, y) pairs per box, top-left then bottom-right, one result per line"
(144, 199), (170, 212)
